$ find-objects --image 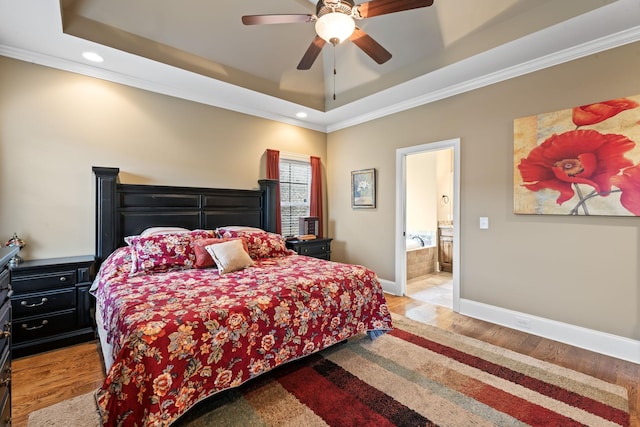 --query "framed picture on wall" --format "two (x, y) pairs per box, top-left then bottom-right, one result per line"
(351, 168), (376, 209)
(514, 95), (640, 216)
